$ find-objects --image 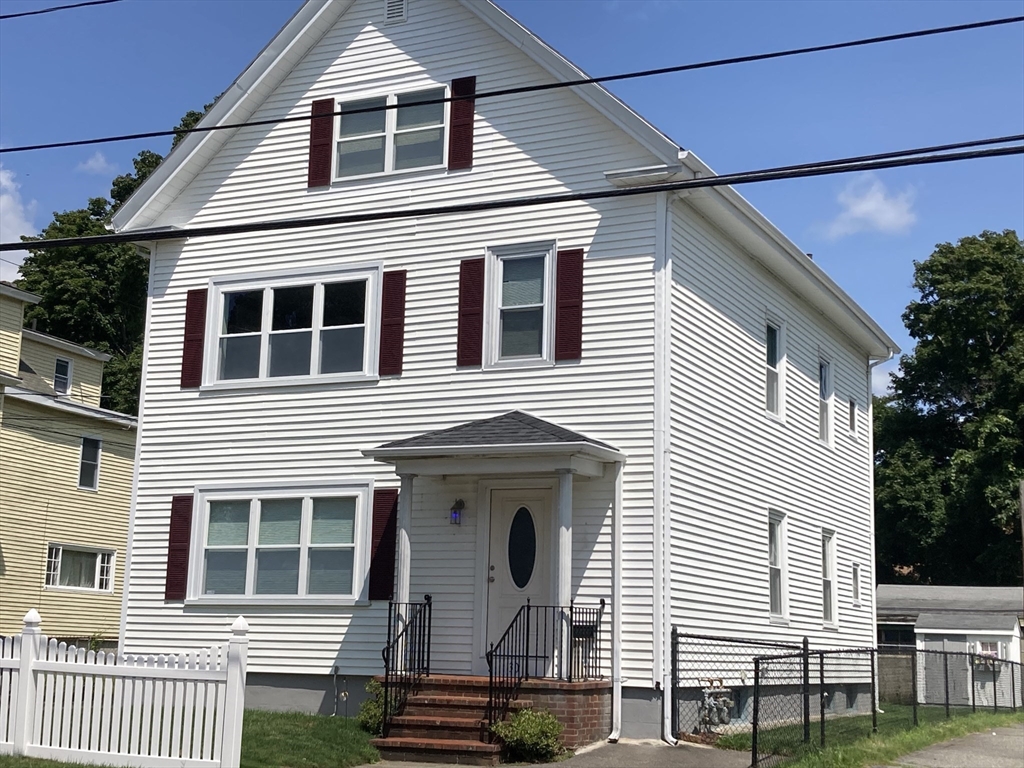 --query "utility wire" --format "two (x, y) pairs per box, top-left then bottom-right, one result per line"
(0, 0), (123, 21)
(3, 136), (1021, 252)
(1, 14), (1021, 154)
